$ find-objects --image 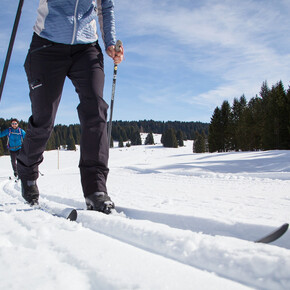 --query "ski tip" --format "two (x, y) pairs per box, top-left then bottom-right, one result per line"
(67, 209), (77, 221)
(255, 223), (289, 244)
(281, 223), (289, 232)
